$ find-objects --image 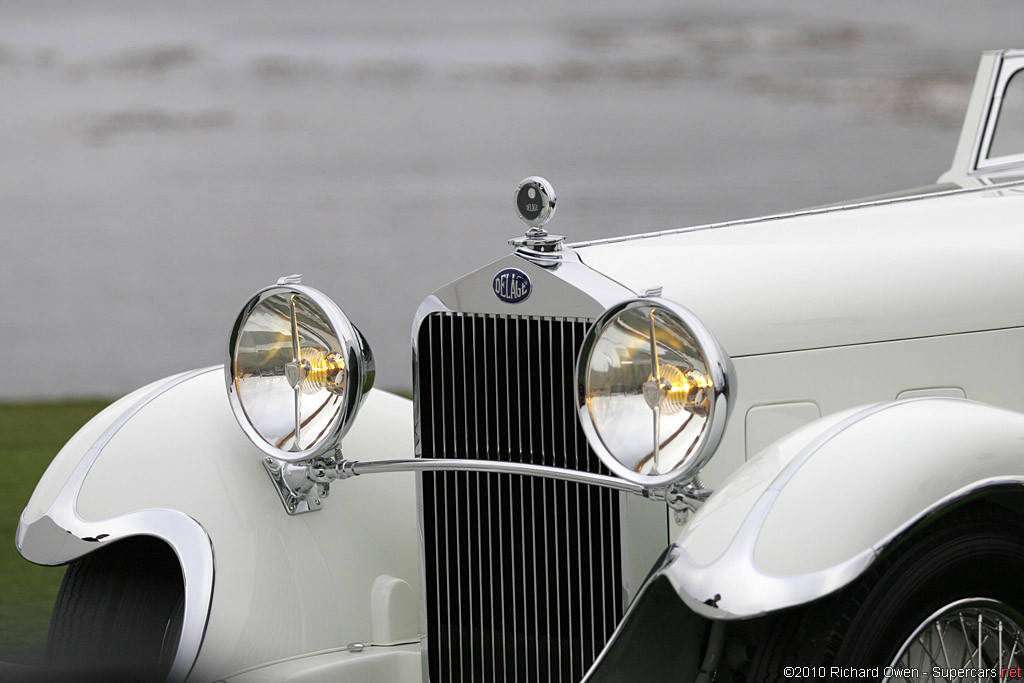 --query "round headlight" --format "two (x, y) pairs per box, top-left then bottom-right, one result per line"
(226, 282), (374, 462)
(577, 298), (733, 487)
